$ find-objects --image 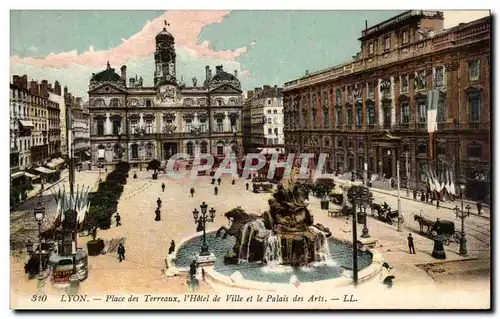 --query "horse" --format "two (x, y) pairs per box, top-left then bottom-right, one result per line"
(215, 207), (260, 239)
(414, 214), (434, 234)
